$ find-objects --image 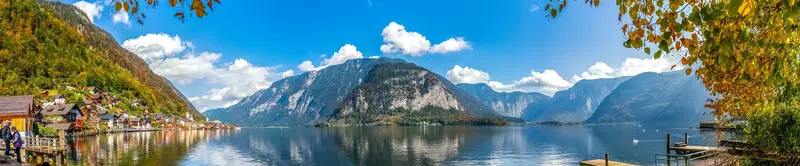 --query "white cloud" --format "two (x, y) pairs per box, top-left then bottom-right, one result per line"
(530, 5), (541, 12)
(73, 1), (103, 23)
(571, 57), (677, 82)
(617, 57), (674, 76)
(297, 61), (318, 72)
(369, 56), (380, 59)
(380, 22), (431, 56)
(430, 37), (471, 54)
(457, 56), (680, 96)
(446, 65), (571, 96)
(573, 62), (615, 81)
(479, 70), (572, 96)
(112, 9), (130, 25)
(487, 81), (514, 91)
(511, 70), (572, 95)
(446, 65), (490, 84)
(321, 44), (363, 66)
(164, 55), (292, 112)
(122, 33), (187, 61)
(125, 33), (293, 112)
(281, 70), (295, 77)
(380, 22), (470, 56)
(149, 52), (219, 85)
(297, 44), (364, 72)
